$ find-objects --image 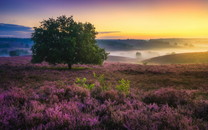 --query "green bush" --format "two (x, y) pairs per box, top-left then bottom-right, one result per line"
(75, 78), (95, 90)
(75, 74), (131, 95)
(93, 73), (109, 91)
(115, 79), (130, 95)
